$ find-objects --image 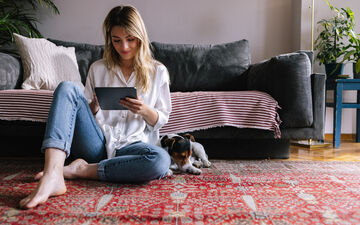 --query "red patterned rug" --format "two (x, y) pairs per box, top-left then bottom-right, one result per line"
(0, 159), (359, 224)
